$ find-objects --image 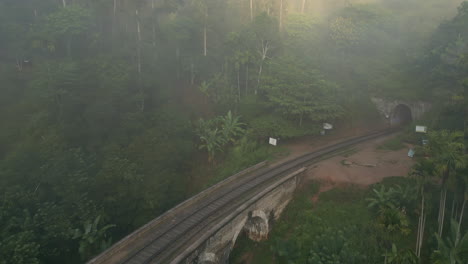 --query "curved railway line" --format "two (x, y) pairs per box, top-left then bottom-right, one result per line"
(89, 128), (398, 264)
